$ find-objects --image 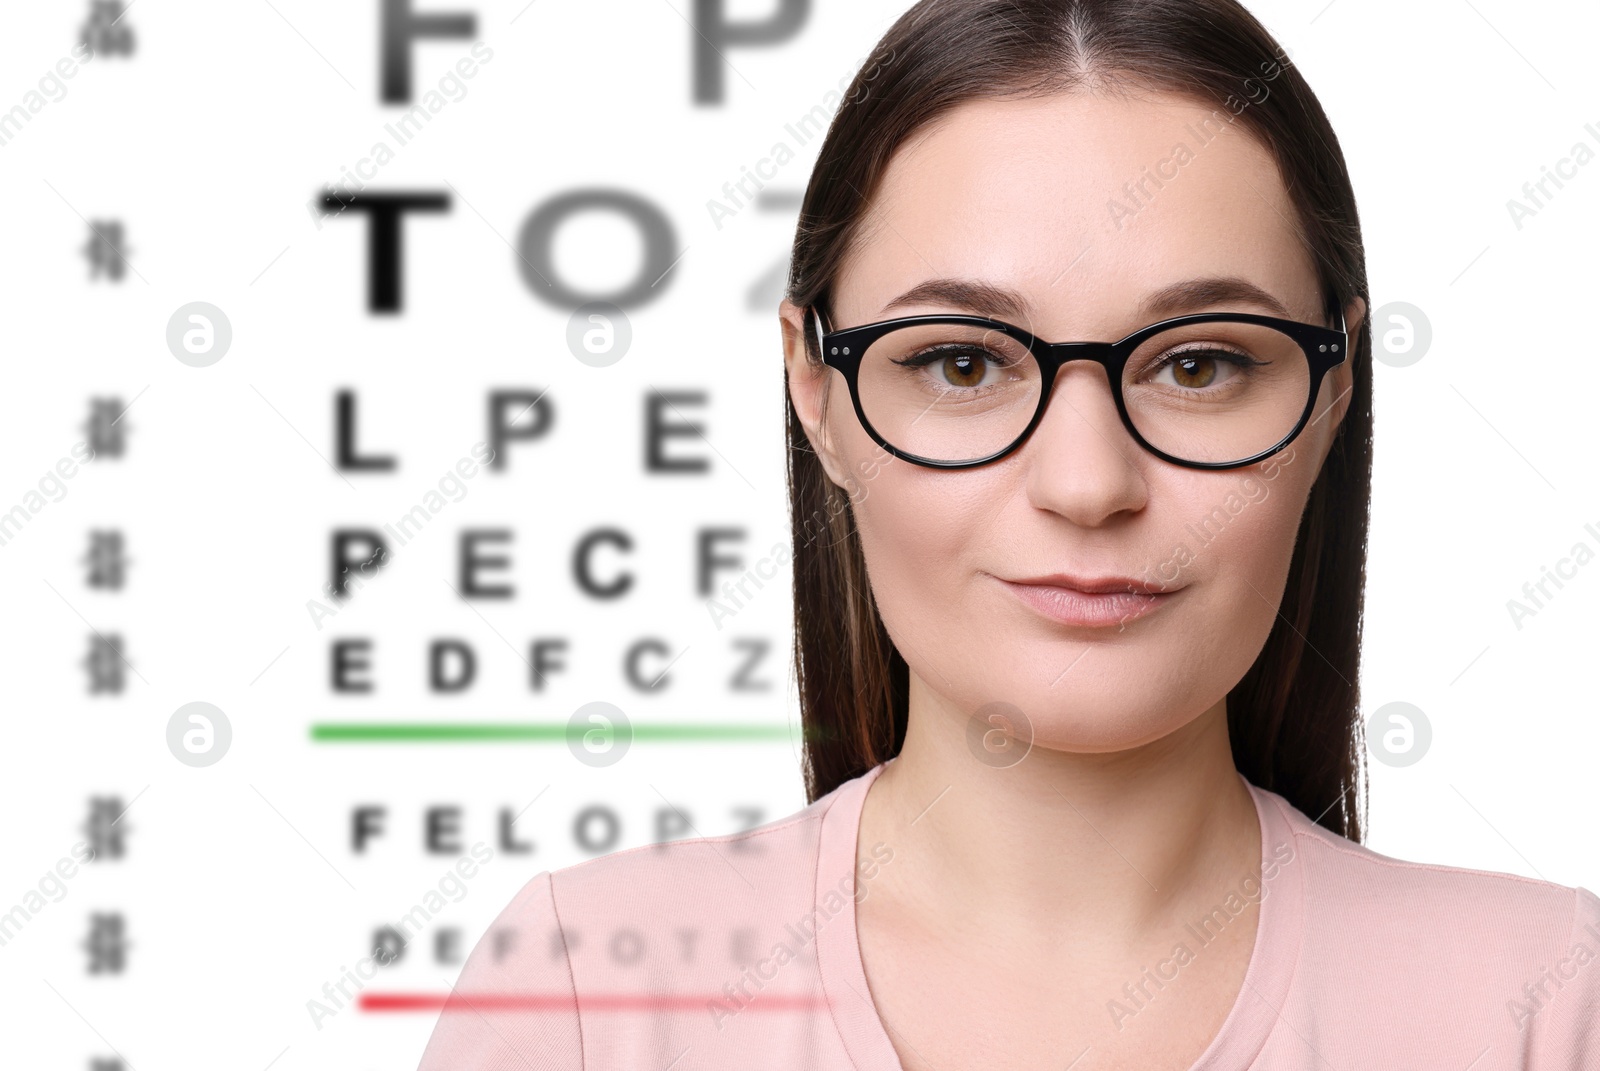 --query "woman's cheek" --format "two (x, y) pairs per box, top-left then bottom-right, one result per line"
(856, 485), (947, 610)
(1202, 484), (1316, 665)
(854, 485), (980, 666)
